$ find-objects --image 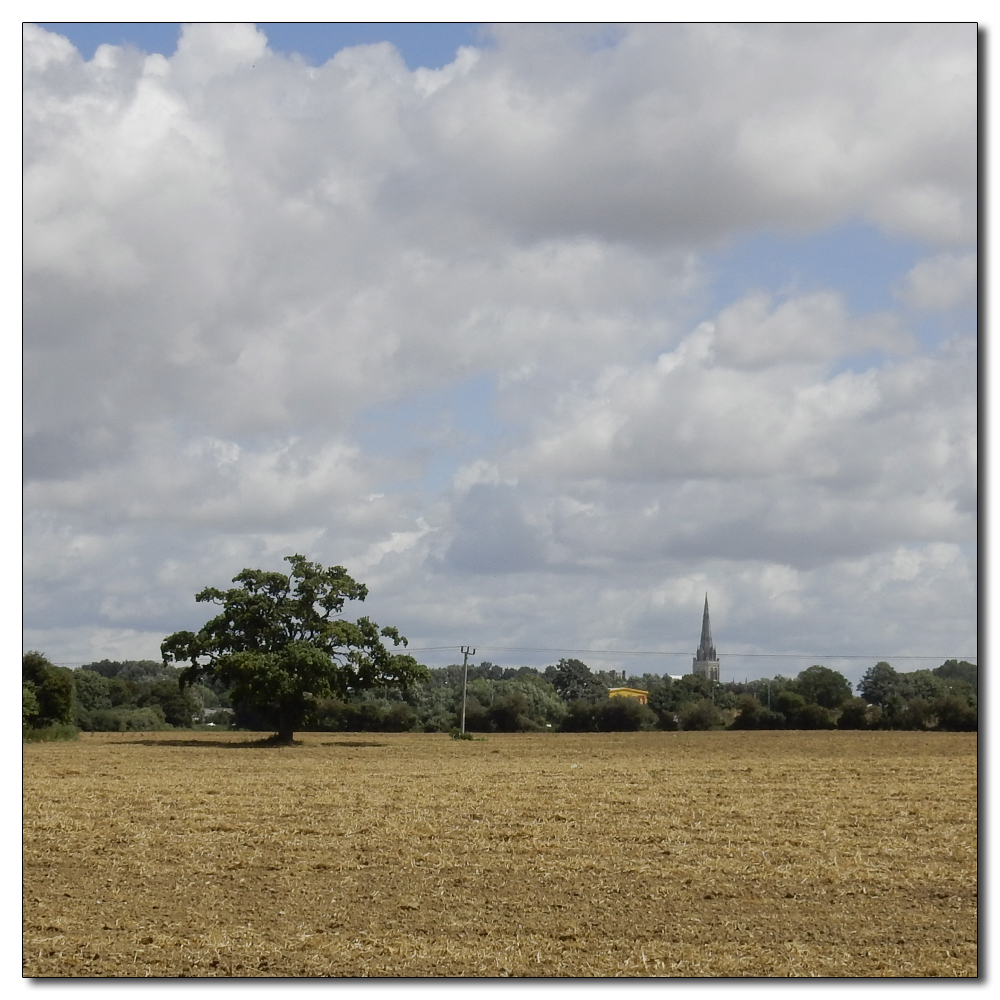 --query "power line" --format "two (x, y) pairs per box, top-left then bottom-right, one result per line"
(48, 647), (976, 667)
(406, 645), (974, 660)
